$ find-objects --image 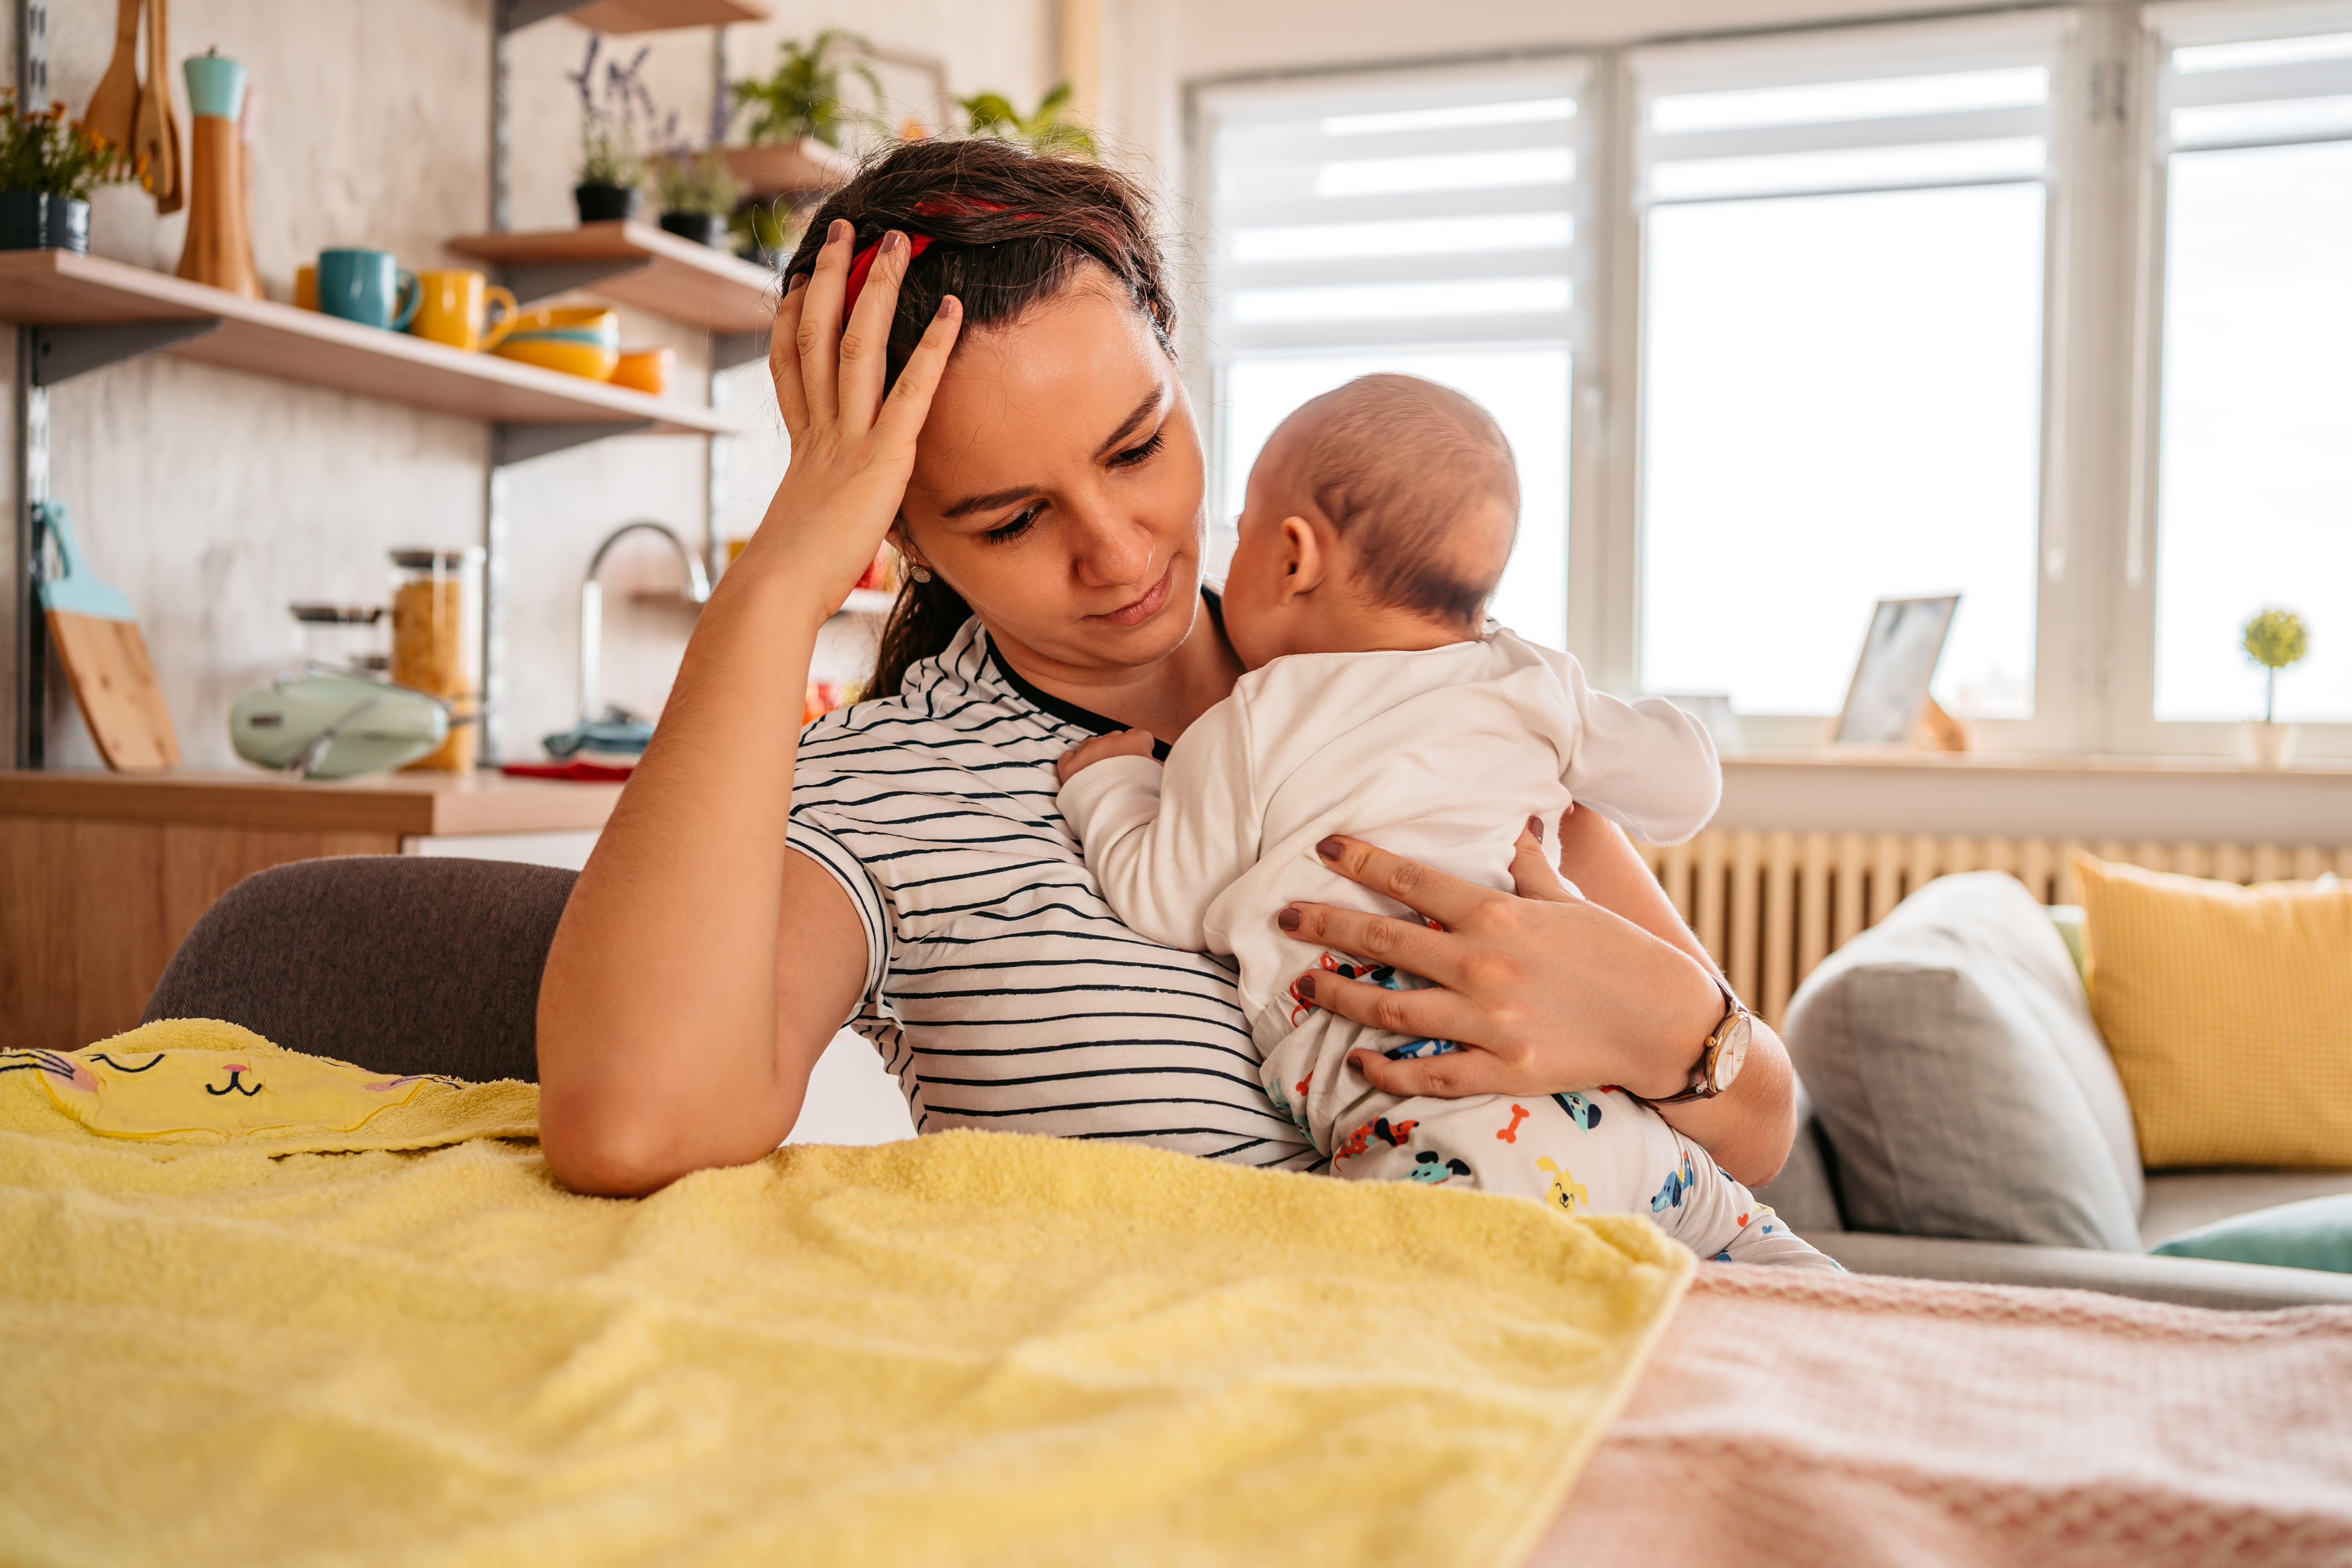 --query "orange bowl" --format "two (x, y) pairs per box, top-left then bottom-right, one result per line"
(490, 307), (620, 381)
(610, 346), (674, 396)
